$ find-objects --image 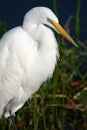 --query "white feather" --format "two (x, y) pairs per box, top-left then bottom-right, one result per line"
(0, 7), (59, 118)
